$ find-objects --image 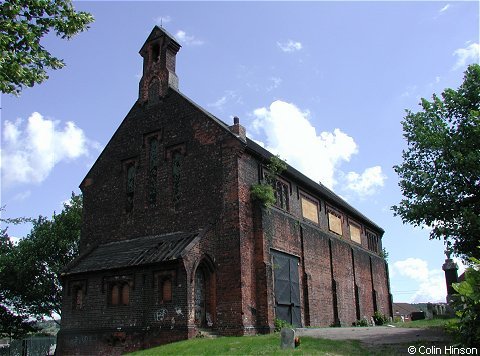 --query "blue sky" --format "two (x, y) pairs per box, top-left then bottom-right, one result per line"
(1, 1), (479, 304)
